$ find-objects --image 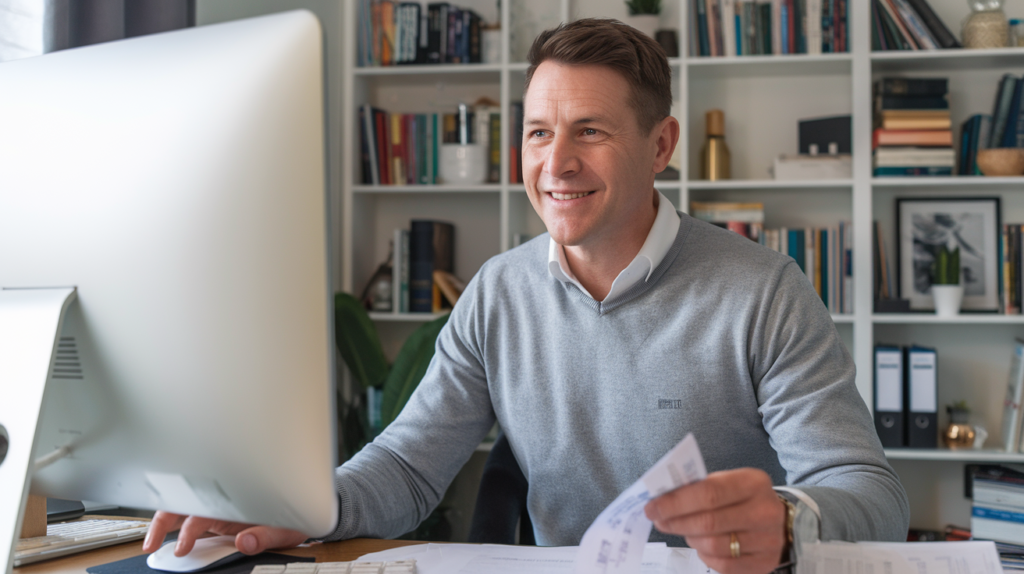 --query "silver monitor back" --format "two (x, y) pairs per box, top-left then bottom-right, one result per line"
(0, 10), (338, 536)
